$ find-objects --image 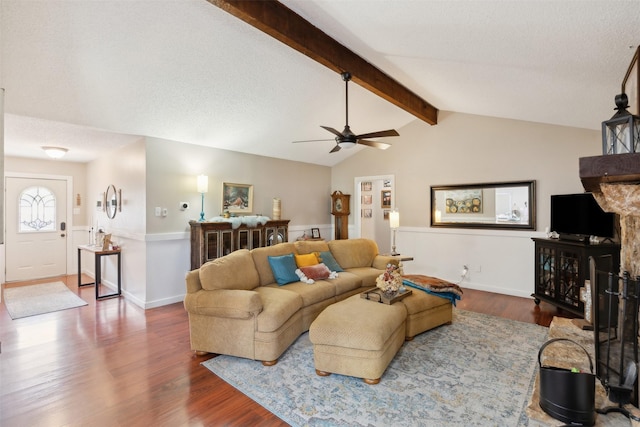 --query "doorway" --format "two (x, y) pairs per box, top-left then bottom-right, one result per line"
(5, 174), (72, 282)
(354, 175), (395, 254)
